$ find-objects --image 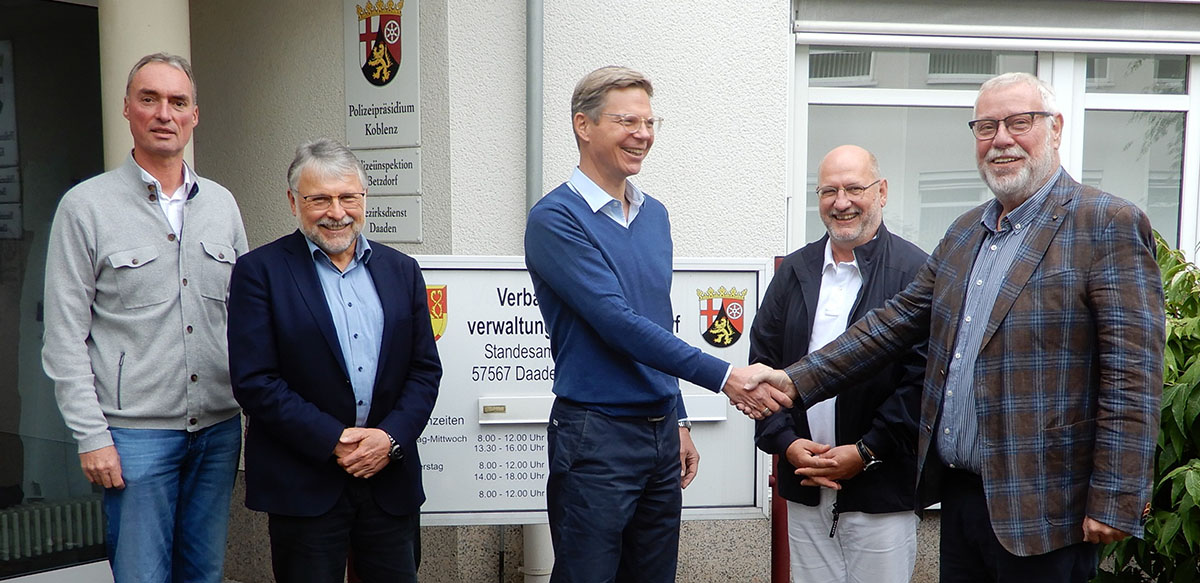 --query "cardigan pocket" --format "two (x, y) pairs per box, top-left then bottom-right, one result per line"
(108, 245), (170, 309)
(198, 240), (237, 301)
